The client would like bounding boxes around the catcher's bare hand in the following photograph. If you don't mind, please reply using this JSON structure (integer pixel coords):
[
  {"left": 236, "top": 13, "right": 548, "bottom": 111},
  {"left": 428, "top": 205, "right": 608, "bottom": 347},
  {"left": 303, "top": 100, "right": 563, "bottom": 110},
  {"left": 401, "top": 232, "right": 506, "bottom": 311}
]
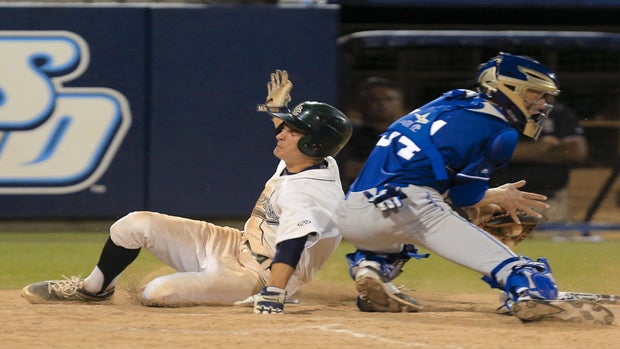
[
  {"left": 484, "top": 180, "right": 548, "bottom": 223},
  {"left": 266, "top": 69, "right": 293, "bottom": 108}
]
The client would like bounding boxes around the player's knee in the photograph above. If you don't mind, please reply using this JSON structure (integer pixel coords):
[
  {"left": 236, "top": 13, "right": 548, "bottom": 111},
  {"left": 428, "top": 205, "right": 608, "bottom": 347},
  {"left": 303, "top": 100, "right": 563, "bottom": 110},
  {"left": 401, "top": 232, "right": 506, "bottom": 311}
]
[
  {"left": 110, "top": 211, "right": 154, "bottom": 248},
  {"left": 141, "top": 277, "right": 177, "bottom": 306}
]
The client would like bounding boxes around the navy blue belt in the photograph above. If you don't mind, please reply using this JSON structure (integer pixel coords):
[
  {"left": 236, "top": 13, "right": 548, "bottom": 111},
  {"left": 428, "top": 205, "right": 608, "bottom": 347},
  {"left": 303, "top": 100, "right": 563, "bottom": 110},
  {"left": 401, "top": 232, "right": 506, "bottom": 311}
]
[{"left": 244, "top": 240, "right": 270, "bottom": 264}]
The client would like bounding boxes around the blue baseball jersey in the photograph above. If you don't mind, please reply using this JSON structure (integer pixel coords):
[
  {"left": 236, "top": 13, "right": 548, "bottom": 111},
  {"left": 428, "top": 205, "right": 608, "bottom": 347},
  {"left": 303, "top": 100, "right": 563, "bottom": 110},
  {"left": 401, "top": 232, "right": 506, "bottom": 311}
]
[{"left": 349, "top": 89, "right": 519, "bottom": 207}]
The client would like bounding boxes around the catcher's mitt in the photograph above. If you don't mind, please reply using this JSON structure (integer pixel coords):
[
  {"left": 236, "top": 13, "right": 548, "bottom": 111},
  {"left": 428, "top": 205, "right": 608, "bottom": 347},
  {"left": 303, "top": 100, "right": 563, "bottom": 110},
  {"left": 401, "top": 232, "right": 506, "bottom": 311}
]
[{"left": 479, "top": 212, "right": 540, "bottom": 247}]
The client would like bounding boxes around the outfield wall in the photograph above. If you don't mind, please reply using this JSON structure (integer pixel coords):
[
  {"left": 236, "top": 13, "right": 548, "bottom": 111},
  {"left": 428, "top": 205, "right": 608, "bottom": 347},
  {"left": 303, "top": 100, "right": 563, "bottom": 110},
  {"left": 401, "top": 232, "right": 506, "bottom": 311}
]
[{"left": 0, "top": 5, "right": 340, "bottom": 219}]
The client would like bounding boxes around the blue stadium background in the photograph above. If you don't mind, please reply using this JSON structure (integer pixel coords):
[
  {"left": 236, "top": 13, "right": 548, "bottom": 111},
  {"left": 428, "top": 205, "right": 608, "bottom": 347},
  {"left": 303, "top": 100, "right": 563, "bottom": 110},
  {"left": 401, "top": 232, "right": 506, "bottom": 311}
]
[{"left": 0, "top": 1, "right": 618, "bottom": 225}]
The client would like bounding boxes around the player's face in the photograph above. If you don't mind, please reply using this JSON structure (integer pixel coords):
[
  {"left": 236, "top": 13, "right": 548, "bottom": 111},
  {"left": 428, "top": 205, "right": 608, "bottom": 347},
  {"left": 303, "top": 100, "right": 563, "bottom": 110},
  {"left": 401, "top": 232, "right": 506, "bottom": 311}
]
[
  {"left": 523, "top": 89, "right": 548, "bottom": 116},
  {"left": 274, "top": 124, "right": 305, "bottom": 162}
]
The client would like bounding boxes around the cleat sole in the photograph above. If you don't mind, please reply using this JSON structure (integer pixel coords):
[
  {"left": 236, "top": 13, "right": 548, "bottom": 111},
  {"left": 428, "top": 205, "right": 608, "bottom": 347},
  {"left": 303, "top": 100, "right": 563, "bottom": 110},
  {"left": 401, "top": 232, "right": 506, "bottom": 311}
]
[{"left": 512, "top": 299, "right": 614, "bottom": 325}]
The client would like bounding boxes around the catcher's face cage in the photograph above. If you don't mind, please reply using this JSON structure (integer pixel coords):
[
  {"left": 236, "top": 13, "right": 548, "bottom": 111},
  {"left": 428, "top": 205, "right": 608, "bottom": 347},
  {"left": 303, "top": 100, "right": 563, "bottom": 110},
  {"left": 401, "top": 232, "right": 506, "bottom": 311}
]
[
  {"left": 477, "top": 52, "right": 560, "bottom": 139},
  {"left": 271, "top": 101, "right": 353, "bottom": 158}
]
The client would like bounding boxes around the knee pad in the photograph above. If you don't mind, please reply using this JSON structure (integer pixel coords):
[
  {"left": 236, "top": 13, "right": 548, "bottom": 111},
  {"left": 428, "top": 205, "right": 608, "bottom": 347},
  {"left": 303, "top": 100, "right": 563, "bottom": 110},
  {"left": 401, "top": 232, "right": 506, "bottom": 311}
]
[
  {"left": 484, "top": 257, "right": 558, "bottom": 302},
  {"left": 345, "top": 244, "right": 429, "bottom": 281},
  {"left": 505, "top": 258, "right": 558, "bottom": 301}
]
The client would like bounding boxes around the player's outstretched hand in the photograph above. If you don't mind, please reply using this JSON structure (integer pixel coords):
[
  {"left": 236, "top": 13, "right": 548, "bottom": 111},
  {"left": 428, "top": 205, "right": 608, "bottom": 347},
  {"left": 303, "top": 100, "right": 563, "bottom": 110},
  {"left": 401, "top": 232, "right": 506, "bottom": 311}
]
[
  {"left": 233, "top": 286, "right": 288, "bottom": 314},
  {"left": 364, "top": 184, "right": 408, "bottom": 211},
  {"left": 266, "top": 69, "right": 293, "bottom": 108},
  {"left": 253, "top": 286, "right": 286, "bottom": 314},
  {"left": 234, "top": 290, "right": 299, "bottom": 309}
]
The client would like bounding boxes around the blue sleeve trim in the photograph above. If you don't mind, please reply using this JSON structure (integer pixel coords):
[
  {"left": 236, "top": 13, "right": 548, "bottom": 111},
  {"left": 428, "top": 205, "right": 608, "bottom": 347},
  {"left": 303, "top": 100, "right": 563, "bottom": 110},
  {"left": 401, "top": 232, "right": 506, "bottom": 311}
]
[
  {"left": 449, "top": 180, "right": 488, "bottom": 207},
  {"left": 449, "top": 129, "right": 518, "bottom": 207},
  {"left": 487, "top": 129, "right": 519, "bottom": 164},
  {"left": 272, "top": 234, "right": 309, "bottom": 268}
]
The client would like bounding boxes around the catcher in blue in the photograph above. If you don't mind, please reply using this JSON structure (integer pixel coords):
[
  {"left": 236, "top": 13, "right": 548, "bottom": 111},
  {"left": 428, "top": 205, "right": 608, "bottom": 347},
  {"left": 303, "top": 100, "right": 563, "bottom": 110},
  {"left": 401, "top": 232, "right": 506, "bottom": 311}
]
[
  {"left": 336, "top": 52, "right": 614, "bottom": 325},
  {"left": 22, "top": 69, "right": 353, "bottom": 314}
]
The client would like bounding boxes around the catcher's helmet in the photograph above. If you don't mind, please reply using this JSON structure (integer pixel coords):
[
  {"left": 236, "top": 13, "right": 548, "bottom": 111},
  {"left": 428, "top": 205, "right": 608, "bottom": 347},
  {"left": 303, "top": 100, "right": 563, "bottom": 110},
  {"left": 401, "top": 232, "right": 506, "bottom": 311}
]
[
  {"left": 269, "top": 101, "right": 352, "bottom": 157},
  {"left": 476, "top": 52, "right": 560, "bottom": 139}
]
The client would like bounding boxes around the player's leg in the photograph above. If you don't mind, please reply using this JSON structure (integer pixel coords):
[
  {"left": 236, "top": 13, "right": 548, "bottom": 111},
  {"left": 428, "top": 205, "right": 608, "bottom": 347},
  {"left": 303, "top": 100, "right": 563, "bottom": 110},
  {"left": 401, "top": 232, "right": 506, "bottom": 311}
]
[
  {"left": 410, "top": 193, "right": 613, "bottom": 324},
  {"left": 122, "top": 212, "right": 268, "bottom": 306},
  {"left": 22, "top": 212, "right": 154, "bottom": 303},
  {"left": 338, "top": 186, "right": 558, "bottom": 312},
  {"left": 336, "top": 192, "right": 427, "bottom": 312},
  {"left": 83, "top": 211, "right": 217, "bottom": 294},
  {"left": 22, "top": 211, "right": 240, "bottom": 304},
  {"left": 345, "top": 245, "right": 428, "bottom": 312},
  {"left": 405, "top": 192, "right": 558, "bottom": 305},
  {"left": 140, "top": 266, "right": 262, "bottom": 306}
]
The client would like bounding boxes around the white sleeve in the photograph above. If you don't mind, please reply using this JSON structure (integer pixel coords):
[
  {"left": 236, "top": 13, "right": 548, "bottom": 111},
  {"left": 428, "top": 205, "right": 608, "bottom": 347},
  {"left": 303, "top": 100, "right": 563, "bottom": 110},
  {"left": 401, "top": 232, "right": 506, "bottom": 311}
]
[{"left": 275, "top": 187, "right": 321, "bottom": 244}]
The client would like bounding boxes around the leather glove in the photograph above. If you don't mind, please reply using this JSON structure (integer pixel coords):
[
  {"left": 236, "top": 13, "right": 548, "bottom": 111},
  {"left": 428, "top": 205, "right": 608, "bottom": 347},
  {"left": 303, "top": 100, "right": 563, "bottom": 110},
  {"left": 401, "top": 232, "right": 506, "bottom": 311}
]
[
  {"left": 257, "top": 69, "right": 293, "bottom": 112},
  {"left": 364, "top": 184, "right": 408, "bottom": 211},
  {"left": 233, "top": 286, "right": 290, "bottom": 314},
  {"left": 479, "top": 211, "right": 540, "bottom": 247},
  {"left": 253, "top": 286, "right": 286, "bottom": 314}
]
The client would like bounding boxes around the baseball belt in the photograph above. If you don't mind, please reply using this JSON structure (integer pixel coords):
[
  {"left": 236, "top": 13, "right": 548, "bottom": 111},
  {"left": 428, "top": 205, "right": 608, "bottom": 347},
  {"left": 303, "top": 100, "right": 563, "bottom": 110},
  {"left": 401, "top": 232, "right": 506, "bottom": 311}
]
[{"left": 244, "top": 240, "right": 270, "bottom": 264}]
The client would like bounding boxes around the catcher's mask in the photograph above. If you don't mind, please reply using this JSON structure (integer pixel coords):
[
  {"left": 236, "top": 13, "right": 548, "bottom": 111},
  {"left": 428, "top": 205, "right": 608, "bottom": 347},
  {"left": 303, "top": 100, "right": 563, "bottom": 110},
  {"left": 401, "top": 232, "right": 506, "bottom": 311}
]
[
  {"left": 269, "top": 101, "right": 352, "bottom": 158},
  {"left": 476, "top": 52, "right": 560, "bottom": 140}
]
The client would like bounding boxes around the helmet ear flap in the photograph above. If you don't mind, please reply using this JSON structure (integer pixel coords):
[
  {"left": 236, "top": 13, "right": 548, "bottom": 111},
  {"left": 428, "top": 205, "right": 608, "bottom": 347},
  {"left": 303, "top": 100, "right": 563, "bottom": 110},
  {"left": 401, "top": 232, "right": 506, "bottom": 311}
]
[{"left": 297, "top": 134, "right": 324, "bottom": 157}]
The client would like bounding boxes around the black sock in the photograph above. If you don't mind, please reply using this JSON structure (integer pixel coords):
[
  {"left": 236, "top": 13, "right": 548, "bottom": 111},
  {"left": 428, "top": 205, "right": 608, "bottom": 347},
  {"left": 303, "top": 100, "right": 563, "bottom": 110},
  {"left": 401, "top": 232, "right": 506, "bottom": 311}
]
[{"left": 96, "top": 237, "right": 140, "bottom": 292}]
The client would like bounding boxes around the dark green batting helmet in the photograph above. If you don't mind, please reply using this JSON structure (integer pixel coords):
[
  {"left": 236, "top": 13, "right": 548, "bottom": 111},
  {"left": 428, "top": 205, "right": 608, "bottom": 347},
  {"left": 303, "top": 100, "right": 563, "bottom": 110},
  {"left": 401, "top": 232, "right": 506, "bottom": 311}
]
[{"left": 269, "top": 101, "right": 352, "bottom": 157}]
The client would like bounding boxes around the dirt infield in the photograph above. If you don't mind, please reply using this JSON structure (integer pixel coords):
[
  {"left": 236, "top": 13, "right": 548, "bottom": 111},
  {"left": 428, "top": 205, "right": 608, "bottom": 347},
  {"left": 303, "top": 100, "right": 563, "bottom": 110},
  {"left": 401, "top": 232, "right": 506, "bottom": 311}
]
[{"left": 3, "top": 281, "right": 618, "bottom": 349}]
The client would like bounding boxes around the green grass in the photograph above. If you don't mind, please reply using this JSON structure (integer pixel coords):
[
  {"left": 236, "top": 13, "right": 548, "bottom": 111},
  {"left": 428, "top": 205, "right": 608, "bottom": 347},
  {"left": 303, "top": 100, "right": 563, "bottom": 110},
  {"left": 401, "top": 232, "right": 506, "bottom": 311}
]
[
  {"left": 320, "top": 235, "right": 620, "bottom": 295},
  {"left": 2, "top": 232, "right": 619, "bottom": 296},
  {"left": 0, "top": 232, "right": 161, "bottom": 289}
]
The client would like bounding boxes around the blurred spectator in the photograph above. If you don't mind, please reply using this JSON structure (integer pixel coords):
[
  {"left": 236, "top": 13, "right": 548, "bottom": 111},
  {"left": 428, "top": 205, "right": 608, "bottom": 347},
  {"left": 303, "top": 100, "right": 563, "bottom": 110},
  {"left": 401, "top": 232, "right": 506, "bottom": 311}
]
[
  {"left": 593, "top": 99, "right": 620, "bottom": 120},
  {"left": 337, "top": 77, "right": 405, "bottom": 190},
  {"left": 489, "top": 99, "right": 588, "bottom": 223}
]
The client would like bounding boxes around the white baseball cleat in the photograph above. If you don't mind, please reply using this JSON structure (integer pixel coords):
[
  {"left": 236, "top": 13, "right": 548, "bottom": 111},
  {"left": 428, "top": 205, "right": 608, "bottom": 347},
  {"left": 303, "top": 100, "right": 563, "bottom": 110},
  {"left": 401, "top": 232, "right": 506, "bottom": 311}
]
[
  {"left": 22, "top": 275, "right": 114, "bottom": 304},
  {"left": 511, "top": 299, "right": 614, "bottom": 325}
]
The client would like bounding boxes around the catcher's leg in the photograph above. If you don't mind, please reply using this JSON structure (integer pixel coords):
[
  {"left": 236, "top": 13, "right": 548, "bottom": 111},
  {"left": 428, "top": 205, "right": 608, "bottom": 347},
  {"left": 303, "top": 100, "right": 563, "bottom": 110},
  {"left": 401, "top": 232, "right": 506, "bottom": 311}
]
[
  {"left": 346, "top": 245, "right": 428, "bottom": 312},
  {"left": 487, "top": 258, "right": 614, "bottom": 324},
  {"left": 484, "top": 257, "right": 558, "bottom": 303}
]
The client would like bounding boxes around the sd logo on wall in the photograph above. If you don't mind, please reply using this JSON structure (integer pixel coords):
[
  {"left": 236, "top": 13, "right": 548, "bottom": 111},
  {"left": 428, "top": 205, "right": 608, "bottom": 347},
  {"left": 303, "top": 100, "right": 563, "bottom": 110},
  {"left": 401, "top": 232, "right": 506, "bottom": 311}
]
[{"left": 0, "top": 31, "right": 132, "bottom": 194}]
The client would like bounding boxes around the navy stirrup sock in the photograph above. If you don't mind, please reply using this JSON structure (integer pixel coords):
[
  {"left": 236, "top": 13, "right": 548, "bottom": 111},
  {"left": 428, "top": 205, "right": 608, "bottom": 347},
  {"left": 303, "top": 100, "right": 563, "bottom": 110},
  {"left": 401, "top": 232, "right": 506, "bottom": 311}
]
[{"left": 96, "top": 237, "right": 140, "bottom": 292}]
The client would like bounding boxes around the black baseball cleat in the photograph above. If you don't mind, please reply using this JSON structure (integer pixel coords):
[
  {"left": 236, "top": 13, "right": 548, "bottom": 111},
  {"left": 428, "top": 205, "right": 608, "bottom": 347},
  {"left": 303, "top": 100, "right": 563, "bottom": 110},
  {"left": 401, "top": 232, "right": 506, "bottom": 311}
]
[
  {"left": 511, "top": 299, "right": 614, "bottom": 325},
  {"left": 354, "top": 266, "right": 423, "bottom": 312},
  {"left": 21, "top": 276, "right": 114, "bottom": 304}
]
